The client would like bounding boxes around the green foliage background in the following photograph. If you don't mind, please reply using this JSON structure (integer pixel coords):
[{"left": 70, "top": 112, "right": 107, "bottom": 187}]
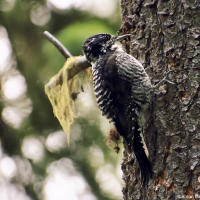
[{"left": 0, "top": 0, "right": 122, "bottom": 199}]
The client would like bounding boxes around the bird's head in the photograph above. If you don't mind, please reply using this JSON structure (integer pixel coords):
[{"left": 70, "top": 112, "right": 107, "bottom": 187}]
[{"left": 83, "top": 33, "right": 130, "bottom": 62}]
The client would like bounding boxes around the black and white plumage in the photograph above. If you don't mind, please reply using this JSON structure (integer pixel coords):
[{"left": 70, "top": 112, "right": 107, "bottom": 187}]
[{"left": 83, "top": 33, "right": 153, "bottom": 185}]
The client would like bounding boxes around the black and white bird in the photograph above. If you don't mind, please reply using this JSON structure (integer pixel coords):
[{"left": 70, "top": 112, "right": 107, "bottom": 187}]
[{"left": 83, "top": 33, "right": 153, "bottom": 185}]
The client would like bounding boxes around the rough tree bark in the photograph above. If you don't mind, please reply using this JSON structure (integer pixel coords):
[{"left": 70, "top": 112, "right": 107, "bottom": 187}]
[{"left": 119, "top": 0, "right": 200, "bottom": 199}]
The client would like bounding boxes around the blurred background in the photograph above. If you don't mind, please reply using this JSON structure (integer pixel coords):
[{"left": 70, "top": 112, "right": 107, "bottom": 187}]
[{"left": 0, "top": 0, "right": 123, "bottom": 199}]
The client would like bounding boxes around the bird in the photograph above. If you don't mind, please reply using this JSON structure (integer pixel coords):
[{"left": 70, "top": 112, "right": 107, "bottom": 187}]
[{"left": 83, "top": 33, "right": 153, "bottom": 185}]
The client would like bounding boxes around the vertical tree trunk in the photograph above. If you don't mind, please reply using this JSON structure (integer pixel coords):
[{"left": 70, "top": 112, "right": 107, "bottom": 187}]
[{"left": 119, "top": 0, "right": 200, "bottom": 199}]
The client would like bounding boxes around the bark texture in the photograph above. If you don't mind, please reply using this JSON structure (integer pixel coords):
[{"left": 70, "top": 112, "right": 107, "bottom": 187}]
[{"left": 119, "top": 0, "right": 200, "bottom": 199}]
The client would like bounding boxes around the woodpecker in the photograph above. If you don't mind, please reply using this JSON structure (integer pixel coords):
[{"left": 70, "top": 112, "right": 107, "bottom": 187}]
[{"left": 83, "top": 33, "right": 153, "bottom": 185}]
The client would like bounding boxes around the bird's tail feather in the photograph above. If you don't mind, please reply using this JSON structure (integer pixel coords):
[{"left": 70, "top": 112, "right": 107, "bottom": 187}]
[
  {"left": 114, "top": 118, "right": 152, "bottom": 185},
  {"left": 133, "top": 132, "right": 153, "bottom": 185}
]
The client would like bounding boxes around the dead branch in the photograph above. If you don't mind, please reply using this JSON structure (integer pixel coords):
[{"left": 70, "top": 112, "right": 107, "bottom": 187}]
[{"left": 43, "top": 31, "right": 91, "bottom": 81}]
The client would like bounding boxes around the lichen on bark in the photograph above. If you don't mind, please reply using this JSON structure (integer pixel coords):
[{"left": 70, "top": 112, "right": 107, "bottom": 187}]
[{"left": 45, "top": 56, "right": 91, "bottom": 144}]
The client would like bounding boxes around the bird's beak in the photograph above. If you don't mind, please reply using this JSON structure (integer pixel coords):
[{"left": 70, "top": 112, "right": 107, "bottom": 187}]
[{"left": 115, "top": 34, "right": 131, "bottom": 41}]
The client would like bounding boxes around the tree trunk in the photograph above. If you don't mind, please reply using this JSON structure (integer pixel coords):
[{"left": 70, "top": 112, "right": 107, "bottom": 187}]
[{"left": 119, "top": 0, "right": 200, "bottom": 199}]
